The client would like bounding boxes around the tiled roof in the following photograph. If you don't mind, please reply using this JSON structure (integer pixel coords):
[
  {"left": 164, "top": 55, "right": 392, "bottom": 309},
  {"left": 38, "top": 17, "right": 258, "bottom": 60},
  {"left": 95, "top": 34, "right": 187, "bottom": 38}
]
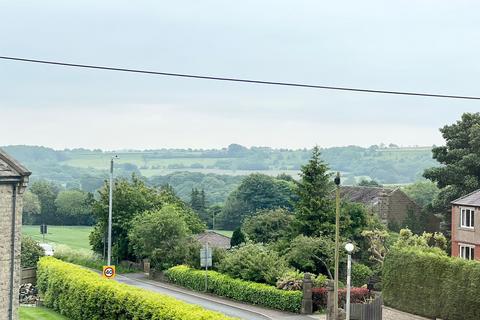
[
  {"left": 451, "top": 189, "right": 480, "bottom": 206},
  {"left": 340, "top": 186, "right": 394, "bottom": 205},
  {"left": 0, "top": 148, "right": 31, "bottom": 179},
  {"left": 195, "top": 231, "right": 231, "bottom": 249}
]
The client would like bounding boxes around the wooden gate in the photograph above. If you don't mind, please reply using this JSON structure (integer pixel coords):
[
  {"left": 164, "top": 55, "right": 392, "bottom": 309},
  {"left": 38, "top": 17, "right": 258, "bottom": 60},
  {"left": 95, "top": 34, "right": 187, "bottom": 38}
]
[{"left": 350, "top": 295, "right": 382, "bottom": 320}]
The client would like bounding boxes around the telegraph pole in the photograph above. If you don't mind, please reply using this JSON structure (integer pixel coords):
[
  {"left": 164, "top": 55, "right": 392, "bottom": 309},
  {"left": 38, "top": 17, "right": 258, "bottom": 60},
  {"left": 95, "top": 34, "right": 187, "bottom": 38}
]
[
  {"left": 107, "top": 155, "right": 118, "bottom": 266},
  {"left": 333, "top": 172, "right": 341, "bottom": 319}
]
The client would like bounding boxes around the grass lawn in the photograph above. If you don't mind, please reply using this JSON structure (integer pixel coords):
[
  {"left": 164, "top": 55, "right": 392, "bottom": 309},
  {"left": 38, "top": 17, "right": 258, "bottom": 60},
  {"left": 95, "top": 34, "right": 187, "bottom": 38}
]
[
  {"left": 22, "top": 225, "right": 93, "bottom": 251},
  {"left": 211, "top": 230, "right": 233, "bottom": 237},
  {"left": 20, "top": 306, "right": 68, "bottom": 320}
]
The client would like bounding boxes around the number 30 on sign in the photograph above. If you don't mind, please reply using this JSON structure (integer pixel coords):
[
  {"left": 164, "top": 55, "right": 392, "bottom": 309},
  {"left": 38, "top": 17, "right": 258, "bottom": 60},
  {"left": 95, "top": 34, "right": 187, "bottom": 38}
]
[{"left": 103, "top": 265, "right": 116, "bottom": 279}]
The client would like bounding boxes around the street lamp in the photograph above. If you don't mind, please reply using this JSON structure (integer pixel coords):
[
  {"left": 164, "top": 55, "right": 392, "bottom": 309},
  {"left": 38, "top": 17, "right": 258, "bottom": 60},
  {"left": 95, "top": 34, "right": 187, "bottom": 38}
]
[
  {"left": 345, "top": 242, "right": 355, "bottom": 320},
  {"left": 107, "top": 155, "right": 119, "bottom": 266}
]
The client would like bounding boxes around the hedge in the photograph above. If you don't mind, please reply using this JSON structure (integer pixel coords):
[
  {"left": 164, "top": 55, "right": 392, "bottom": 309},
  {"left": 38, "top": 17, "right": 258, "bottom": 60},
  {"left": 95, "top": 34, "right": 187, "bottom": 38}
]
[
  {"left": 37, "top": 257, "right": 234, "bottom": 320},
  {"left": 383, "top": 248, "right": 480, "bottom": 320},
  {"left": 165, "top": 265, "right": 302, "bottom": 312}
]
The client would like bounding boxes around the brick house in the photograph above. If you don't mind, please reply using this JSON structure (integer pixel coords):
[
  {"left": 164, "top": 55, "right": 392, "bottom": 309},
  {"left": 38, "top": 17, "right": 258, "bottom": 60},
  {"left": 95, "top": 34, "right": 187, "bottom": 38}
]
[
  {"left": 340, "top": 186, "right": 440, "bottom": 231},
  {"left": 451, "top": 190, "right": 480, "bottom": 260},
  {"left": 0, "top": 148, "right": 30, "bottom": 320}
]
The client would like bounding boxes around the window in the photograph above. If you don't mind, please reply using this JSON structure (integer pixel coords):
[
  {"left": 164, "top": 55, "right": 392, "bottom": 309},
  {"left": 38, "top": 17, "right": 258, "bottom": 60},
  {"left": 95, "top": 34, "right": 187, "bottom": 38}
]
[
  {"left": 459, "top": 244, "right": 475, "bottom": 260},
  {"left": 460, "top": 207, "right": 475, "bottom": 228}
]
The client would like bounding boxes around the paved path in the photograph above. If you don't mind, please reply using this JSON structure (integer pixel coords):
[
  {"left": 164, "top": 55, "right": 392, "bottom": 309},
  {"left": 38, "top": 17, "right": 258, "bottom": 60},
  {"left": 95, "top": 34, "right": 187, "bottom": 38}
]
[
  {"left": 382, "top": 307, "right": 432, "bottom": 320},
  {"left": 115, "top": 273, "right": 324, "bottom": 320}
]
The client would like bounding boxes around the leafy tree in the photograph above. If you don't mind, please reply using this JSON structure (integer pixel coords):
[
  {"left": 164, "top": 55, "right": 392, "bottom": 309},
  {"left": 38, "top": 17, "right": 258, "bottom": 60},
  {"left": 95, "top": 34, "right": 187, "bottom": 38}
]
[
  {"left": 393, "top": 228, "right": 447, "bottom": 252},
  {"left": 424, "top": 113, "right": 480, "bottom": 234},
  {"left": 284, "top": 235, "right": 338, "bottom": 279},
  {"left": 402, "top": 181, "right": 440, "bottom": 208},
  {"left": 21, "top": 236, "right": 44, "bottom": 268},
  {"left": 358, "top": 179, "right": 382, "bottom": 187},
  {"left": 293, "top": 146, "right": 334, "bottom": 237},
  {"left": 361, "top": 229, "right": 390, "bottom": 265},
  {"left": 230, "top": 228, "right": 246, "bottom": 247},
  {"left": 190, "top": 188, "right": 208, "bottom": 223},
  {"left": 219, "top": 174, "right": 295, "bottom": 229},
  {"left": 129, "top": 205, "right": 195, "bottom": 270},
  {"left": 55, "top": 190, "right": 94, "bottom": 225},
  {"left": 351, "top": 263, "right": 373, "bottom": 287},
  {"left": 218, "top": 242, "right": 290, "bottom": 285},
  {"left": 90, "top": 176, "right": 205, "bottom": 261},
  {"left": 22, "top": 190, "right": 41, "bottom": 224},
  {"left": 242, "top": 209, "right": 294, "bottom": 243},
  {"left": 30, "top": 180, "right": 60, "bottom": 224}
]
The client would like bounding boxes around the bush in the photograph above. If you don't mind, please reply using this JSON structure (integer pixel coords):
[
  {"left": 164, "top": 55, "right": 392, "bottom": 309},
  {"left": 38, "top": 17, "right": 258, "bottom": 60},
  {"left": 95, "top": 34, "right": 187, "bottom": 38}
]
[
  {"left": 312, "top": 287, "right": 372, "bottom": 311},
  {"left": 351, "top": 263, "right": 373, "bottom": 287},
  {"left": 37, "top": 257, "right": 233, "bottom": 320},
  {"left": 218, "top": 242, "right": 289, "bottom": 285},
  {"left": 21, "top": 236, "right": 44, "bottom": 268},
  {"left": 166, "top": 265, "right": 302, "bottom": 312},
  {"left": 383, "top": 247, "right": 480, "bottom": 320},
  {"left": 276, "top": 270, "right": 328, "bottom": 291}
]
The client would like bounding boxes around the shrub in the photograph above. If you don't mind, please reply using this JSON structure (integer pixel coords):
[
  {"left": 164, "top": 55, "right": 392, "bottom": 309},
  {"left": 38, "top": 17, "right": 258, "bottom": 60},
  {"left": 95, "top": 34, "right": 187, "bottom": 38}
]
[
  {"left": 37, "top": 257, "right": 233, "bottom": 320},
  {"left": 218, "top": 242, "right": 289, "bottom": 285},
  {"left": 166, "top": 265, "right": 302, "bottom": 312},
  {"left": 276, "top": 270, "right": 328, "bottom": 291},
  {"left": 383, "top": 247, "right": 480, "bottom": 320},
  {"left": 312, "top": 287, "right": 372, "bottom": 311},
  {"left": 351, "top": 263, "right": 373, "bottom": 287},
  {"left": 21, "top": 236, "right": 44, "bottom": 268},
  {"left": 242, "top": 208, "right": 294, "bottom": 243}
]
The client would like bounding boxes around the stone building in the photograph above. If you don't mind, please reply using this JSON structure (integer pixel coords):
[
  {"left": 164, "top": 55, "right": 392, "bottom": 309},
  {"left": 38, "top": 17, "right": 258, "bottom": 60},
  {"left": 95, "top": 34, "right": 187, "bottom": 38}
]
[
  {"left": 340, "top": 186, "right": 440, "bottom": 231},
  {"left": 0, "top": 149, "right": 30, "bottom": 320}
]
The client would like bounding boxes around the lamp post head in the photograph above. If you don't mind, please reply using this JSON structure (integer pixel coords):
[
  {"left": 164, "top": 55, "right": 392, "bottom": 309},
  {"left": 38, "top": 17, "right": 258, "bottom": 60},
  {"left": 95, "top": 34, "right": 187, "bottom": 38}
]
[
  {"left": 334, "top": 172, "right": 340, "bottom": 186},
  {"left": 345, "top": 243, "right": 354, "bottom": 253}
]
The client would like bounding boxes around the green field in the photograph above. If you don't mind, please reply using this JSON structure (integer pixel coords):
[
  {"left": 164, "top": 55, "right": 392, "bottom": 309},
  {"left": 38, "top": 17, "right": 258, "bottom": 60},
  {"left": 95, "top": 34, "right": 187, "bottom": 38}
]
[
  {"left": 20, "top": 306, "right": 68, "bottom": 320},
  {"left": 212, "top": 230, "right": 233, "bottom": 237},
  {"left": 22, "top": 225, "right": 93, "bottom": 251}
]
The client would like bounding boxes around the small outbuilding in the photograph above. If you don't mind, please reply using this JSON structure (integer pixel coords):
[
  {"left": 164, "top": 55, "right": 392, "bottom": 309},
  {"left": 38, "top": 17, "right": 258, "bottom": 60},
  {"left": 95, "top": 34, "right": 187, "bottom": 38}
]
[{"left": 0, "top": 148, "right": 31, "bottom": 320}]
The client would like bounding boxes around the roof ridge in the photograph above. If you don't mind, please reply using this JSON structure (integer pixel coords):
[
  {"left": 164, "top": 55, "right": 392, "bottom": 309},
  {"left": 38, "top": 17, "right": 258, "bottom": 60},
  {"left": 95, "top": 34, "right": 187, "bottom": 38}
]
[
  {"left": 451, "top": 188, "right": 480, "bottom": 204},
  {"left": 0, "top": 148, "right": 31, "bottom": 177}
]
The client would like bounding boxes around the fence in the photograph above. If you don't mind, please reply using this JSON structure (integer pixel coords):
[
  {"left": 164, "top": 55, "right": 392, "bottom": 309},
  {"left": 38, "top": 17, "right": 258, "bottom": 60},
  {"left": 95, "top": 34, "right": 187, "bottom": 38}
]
[
  {"left": 21, "top": 267, "right": 37, "bottom": 284},
  {"left": 350, "top": 295, "right": 382, "bottom": 320}
]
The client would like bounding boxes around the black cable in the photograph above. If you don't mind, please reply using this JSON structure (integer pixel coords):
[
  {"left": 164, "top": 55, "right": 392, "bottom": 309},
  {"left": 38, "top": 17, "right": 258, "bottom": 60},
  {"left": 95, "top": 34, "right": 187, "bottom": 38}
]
[{"left": 1, "top": 55, "right": 479, "bottom": 100}]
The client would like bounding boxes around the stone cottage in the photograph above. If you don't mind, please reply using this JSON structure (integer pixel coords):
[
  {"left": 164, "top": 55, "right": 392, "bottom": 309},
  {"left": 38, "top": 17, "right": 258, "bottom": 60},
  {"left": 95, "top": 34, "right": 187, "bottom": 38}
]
[
  {"left": 340, "top": 186, "right": 440, "bottom": 231},
  {"left": 0, "top": 149, "right": 30, "bottom": 320}
]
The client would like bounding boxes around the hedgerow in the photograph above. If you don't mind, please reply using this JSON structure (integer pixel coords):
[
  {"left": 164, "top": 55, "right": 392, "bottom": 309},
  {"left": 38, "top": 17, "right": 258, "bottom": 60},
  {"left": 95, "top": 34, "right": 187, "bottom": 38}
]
[
  {"left": 165, "top": 265, "right": 302, "bottom": 312},
  {"left": 37, "top": 257, "right": 234, "bottom": 320},
  {"left": 312, "top": 287, "right": 372, "bottom": 312},
  {"left": 383, "top": 248, "right": 480, "bottom": 320}
]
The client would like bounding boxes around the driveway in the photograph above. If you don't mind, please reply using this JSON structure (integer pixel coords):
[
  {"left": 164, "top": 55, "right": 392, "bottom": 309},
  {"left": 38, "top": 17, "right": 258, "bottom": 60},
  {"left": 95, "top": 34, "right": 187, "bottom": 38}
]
[{"left": 115, "top": 273, "right": 323, "bottom": 320}]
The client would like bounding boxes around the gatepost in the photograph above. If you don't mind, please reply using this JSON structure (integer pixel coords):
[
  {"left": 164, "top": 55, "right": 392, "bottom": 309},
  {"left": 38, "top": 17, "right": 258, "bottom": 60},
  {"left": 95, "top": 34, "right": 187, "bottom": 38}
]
[{"left": 301, "top": 273, "right": 313, "bottom": 314}]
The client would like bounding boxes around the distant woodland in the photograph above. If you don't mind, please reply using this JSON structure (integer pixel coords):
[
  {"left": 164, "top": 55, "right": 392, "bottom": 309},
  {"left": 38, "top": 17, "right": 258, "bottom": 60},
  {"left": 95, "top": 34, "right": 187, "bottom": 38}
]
[{"left": 3, "top": 144, "right": 438, "bottom": 204}]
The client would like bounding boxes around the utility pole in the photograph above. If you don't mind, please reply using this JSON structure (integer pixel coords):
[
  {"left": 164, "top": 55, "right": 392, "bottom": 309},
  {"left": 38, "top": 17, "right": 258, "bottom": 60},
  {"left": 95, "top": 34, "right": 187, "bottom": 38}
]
[
  {"left": 107, "top": 155, "right": 118, "bottom": 266},
  {"left": 333, "top": 172, "right": 341, "bottom": 319}
]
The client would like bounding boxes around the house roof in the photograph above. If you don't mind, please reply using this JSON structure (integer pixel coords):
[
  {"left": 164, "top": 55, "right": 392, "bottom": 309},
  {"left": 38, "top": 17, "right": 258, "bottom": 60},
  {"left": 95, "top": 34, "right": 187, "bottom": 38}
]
[
  {"left": 195, "top": 231, "right": 231, "bottom": 249},
  {"left": 451, "top": 189, "right": 480, "bottom": 206},
  {"left": 0, "top": 148, "right": 31, "bottom": 181},
  {"left": 340, "top": 186, "right": 393, "bottom": 205}
]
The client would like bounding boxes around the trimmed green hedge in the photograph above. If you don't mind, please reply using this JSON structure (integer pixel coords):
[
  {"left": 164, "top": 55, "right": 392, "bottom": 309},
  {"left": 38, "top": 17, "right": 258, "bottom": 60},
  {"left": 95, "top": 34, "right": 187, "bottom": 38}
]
[
  {"left": 165, "top": 265, "right": 302, "bottom": 313},
  {"left": 383, "top": 248, "right": 480, "bottom": 320},
  {"left": 37, "top": 257, "right": 233, "bottom": 320}
]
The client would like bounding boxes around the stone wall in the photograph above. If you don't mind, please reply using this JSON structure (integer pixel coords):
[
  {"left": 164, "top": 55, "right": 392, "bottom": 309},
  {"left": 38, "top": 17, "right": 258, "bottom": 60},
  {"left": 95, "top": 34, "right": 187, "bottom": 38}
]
[{"left": 0, "top": 184, "right": 24, "bottom": 320}]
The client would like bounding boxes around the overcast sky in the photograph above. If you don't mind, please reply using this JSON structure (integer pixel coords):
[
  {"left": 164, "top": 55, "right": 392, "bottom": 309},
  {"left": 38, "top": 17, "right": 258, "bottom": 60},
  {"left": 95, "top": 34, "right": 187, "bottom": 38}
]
[{"left": 1, "top": 0, "right": 479, "bottom": 150}]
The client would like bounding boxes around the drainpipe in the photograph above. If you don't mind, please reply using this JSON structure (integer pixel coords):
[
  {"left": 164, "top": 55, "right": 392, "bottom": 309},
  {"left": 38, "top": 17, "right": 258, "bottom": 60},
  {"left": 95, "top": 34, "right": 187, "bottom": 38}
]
[{"left": 8, "top": 184, "right": 17, "bottom": 320}]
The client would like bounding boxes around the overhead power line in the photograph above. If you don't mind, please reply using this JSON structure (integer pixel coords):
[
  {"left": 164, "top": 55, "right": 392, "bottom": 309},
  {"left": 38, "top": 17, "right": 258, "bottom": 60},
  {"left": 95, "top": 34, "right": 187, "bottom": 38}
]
[{"left": 1, "top": 55, "right": 479, "bottom": 100}]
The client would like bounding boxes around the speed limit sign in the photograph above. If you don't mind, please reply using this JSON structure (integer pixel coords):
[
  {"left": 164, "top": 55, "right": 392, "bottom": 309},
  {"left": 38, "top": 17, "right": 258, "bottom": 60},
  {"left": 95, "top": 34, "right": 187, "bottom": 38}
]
[{"left": 103, "top": 265, "right": 116, "bottom": 279}]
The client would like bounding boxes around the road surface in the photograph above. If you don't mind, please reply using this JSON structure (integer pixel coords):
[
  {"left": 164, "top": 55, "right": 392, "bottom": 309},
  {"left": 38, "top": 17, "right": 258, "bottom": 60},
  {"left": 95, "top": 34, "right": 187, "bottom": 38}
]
[{"left": 115, "top": 273, "right": 322, "bottom": 320}]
